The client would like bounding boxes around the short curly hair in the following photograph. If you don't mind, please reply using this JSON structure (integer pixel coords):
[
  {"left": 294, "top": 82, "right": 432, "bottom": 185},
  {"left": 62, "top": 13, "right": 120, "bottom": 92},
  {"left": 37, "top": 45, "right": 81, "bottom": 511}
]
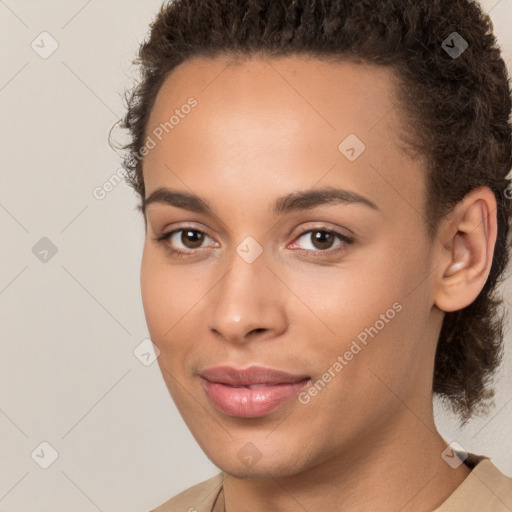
[{"left": 114, "top": 0, "right": 512, "bottom": 425}]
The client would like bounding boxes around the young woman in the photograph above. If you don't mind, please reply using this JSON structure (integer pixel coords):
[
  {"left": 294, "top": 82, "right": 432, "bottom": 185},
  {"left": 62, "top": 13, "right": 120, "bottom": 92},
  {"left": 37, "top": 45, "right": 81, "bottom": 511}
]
[{"left": 117, "top": 0, "right": 512, "bottom": 510}]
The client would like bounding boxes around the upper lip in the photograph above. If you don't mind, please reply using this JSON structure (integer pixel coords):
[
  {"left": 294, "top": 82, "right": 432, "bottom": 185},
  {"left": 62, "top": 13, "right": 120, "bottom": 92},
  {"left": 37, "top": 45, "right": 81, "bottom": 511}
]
[{"left": 200, "top": 365, "right": 310, "bottom": 386}]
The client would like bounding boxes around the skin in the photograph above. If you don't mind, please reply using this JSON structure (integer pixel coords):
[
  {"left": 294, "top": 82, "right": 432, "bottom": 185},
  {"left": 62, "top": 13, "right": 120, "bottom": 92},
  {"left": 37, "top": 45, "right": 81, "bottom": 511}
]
[{"left": 139, "top": 54, "right": 497, "bottom": 511}]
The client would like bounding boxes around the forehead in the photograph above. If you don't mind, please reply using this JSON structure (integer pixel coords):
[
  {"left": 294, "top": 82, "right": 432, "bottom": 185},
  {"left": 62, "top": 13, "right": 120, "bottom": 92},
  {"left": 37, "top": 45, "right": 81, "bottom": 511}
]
[
  {"left": 146, "top": 54, "right": 401, "bottom": 143},
  {"left": 142, "top": 54, "right": 427, "bottom": 222}
]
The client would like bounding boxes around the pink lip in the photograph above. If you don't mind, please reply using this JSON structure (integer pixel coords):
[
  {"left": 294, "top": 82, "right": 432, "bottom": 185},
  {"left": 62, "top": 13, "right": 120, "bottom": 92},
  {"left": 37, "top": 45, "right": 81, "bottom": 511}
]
[{"left": 199, "top": 365, "right": 311, "bottom": 418}]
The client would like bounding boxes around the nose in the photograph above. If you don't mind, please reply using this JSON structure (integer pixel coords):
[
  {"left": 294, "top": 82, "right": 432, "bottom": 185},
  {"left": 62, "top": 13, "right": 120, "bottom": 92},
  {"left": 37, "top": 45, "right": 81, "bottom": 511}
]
[{"left": 205, "top": 248, "right": 288, "bottom": 344}]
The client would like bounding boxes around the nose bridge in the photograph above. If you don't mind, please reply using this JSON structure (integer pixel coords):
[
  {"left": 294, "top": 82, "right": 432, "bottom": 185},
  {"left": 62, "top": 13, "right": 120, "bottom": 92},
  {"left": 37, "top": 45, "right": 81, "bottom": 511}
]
[{"left": 206, "top": 242, "right": 285, "bottom": 342}]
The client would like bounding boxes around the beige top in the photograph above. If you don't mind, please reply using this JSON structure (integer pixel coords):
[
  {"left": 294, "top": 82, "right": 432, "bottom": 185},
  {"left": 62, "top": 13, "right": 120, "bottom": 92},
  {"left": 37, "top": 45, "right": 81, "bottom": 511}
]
[{"left": 150, "top": 454, "right": 512, "bottom": 511}]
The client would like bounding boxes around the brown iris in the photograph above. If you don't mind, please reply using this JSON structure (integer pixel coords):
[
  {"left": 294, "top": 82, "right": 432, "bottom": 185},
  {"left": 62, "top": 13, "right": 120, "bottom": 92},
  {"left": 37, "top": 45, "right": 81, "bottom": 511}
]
[
  {"left": 309, "top": 230, "right": 336, "bottom": 250},
  {"left": 181, "top": 230, "right": 205, "bottom": 249}
]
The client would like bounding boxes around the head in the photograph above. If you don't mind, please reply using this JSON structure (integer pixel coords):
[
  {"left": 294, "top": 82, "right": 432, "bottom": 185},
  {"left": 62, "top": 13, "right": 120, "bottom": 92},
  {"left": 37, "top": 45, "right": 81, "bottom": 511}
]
[{"left": 114, "top": 0, "right": 512, "bottom": 477}]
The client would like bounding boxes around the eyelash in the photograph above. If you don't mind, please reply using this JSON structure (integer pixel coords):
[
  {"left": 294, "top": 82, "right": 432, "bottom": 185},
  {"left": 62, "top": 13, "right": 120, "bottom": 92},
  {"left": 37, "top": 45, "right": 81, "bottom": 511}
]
[{"left": 153, "top": 226, "right": 354, "bottom": 259}]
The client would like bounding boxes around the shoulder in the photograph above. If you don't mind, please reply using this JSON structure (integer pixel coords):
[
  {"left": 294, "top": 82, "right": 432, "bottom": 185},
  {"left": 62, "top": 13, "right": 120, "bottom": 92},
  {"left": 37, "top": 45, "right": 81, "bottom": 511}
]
[
  {"left": 149, "top": 472, "right": 224, "bottom": 512},
  {"left": 472, "top": 457, "right": 512, "bottom": 501},
  {"left": 435, "top": 454, "right": 512, "bottom": 511}
]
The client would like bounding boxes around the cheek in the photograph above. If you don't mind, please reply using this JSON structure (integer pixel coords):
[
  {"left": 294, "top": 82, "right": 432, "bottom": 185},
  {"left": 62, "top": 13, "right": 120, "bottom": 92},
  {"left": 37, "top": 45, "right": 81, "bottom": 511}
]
[
  {"left": 140, "top": 246, "right": 209, "bottom": 353},
  {"left": 291, "top": 245, "right": 421, "bottom": 372},
  {"left": 140, "top": 250, "right": 166, "bottom": 332},
  {"left": 140, "top": 248, "right": 184, "bottom": 343},
  {"left": 287, "top": 251, "right": 398, "bottom": 336}
]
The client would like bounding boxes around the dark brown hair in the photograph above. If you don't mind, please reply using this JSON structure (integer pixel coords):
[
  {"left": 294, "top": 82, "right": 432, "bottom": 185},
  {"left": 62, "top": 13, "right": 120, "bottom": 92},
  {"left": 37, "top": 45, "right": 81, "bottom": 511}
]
[{"left": 114, "top": 0, "right": 512, "bottom": 425}]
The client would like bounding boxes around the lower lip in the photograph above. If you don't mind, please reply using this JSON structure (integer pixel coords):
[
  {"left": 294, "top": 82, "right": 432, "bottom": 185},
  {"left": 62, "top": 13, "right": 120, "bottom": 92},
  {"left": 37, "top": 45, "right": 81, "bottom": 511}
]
[{"left": 201, "top": 377, "right": 310, "bottom": 418}]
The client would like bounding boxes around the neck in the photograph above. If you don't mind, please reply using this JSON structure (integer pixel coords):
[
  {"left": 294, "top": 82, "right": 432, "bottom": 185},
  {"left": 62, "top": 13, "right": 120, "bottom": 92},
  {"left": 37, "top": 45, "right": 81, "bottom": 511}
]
[{"left": 221, "top": 408, "right": 471, "bottom": 512}]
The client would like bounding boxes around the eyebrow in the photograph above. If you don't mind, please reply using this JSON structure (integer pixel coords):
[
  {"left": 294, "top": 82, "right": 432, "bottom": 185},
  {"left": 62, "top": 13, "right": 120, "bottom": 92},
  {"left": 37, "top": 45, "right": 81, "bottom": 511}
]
[{"left": 142, "top": 185, "right": 380, "bottom": 216}]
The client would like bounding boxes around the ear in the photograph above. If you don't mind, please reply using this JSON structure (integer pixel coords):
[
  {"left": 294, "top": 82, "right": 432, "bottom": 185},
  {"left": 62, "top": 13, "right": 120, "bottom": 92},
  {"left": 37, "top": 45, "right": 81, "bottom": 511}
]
[{"left": 433, "top": 186, "right": 498, "bottom": 313}]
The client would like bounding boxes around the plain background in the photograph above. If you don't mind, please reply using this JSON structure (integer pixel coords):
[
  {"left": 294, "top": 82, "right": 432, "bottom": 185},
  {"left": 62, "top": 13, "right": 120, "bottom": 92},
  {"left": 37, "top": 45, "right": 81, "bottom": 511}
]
[{"left": 0, "top": 1, "right": 511, "bottom": 511}]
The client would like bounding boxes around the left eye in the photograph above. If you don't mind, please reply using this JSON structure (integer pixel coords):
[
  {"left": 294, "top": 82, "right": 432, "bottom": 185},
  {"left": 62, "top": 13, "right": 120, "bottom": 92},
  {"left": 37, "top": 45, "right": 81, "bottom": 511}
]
[{"left": 291, "top": 229, "right": 352, "bottom": 252}]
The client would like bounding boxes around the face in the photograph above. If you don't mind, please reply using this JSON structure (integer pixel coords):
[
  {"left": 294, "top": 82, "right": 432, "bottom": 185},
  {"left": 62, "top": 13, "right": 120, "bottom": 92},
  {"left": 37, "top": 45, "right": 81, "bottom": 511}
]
[{"left": 140, "top": 54, "right": 440, "bottom": 478}]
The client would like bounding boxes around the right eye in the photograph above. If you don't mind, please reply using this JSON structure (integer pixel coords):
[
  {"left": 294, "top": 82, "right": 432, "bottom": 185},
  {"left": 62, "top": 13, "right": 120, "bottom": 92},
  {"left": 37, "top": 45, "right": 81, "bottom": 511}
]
[{"left": 154, "top": 227, "right": 217, "bottom": 257}]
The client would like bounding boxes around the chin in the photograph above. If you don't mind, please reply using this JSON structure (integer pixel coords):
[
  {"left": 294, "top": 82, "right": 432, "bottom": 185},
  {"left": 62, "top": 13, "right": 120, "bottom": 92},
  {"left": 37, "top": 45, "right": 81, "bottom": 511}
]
[
  {"left": 217, "top": 463, "right": 303, "bottom": 480},
  {"left": 206, "top": 448, "right": 310, "bottom": 480}
]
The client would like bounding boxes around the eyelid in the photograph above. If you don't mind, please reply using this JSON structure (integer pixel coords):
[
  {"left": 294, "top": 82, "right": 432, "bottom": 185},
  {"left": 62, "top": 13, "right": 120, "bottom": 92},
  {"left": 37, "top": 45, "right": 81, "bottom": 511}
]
[
  {"left": 155, "top": 221, "right": 214, "bottom": 240},
  {"left": 290, "top": 219, "right": 353, "bottom": 238},
  {"left": 292, "top": 223, "right": 353, "bottom": 239}
]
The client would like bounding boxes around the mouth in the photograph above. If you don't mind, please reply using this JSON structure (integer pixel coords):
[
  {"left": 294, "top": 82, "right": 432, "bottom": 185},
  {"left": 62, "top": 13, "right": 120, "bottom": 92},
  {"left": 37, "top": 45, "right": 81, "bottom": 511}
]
[{"left": 199, "top": 365, "right": 311, "bottom": 418}]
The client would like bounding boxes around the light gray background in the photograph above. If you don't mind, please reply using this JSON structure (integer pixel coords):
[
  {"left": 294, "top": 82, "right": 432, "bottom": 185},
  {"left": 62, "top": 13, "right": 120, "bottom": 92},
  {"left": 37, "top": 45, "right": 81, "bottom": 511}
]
[{"left": 0, "top": 1, "right": 511, "bottom": 511}]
